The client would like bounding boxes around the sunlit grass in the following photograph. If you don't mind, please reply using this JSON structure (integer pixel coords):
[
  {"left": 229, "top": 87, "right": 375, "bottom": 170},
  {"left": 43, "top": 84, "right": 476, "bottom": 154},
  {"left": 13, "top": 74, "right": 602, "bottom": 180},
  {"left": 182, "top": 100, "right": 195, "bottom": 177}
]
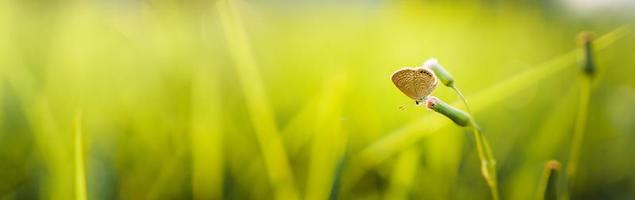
[
  {"left": 340, "top": 26, "right": 631, "bottom": 198},
  {"left": 74, "top": 111, "right": 87, "bottom": 200},
  {"left": 565, "top": 75, "right": 591, "bottom": 197},
  {"left": 507, "top": 85, "right": 577, "bottom": 200},
  {"left": 217, "top": 0, "right": 298, "bottom": 199},
  {"left": 536, "top": 160, "right": 561, "bottom": 200},
  {"left": 1, "top": 1, "right": 634, "bottom": 199},
  {"left": 305, "top": 72, "right": 348, "bottom": 200},
  {"left": 190, "top": 60, "right": 224, "bottom": 199},
  {"left": 385, "top": 146, "right": 420, "bottom": 200},
  {"left": 566, "top": 32, "right": 597, "bottom": 198},
  {"left": 352, "top": 25, "right": 629, "bottom": 173}
]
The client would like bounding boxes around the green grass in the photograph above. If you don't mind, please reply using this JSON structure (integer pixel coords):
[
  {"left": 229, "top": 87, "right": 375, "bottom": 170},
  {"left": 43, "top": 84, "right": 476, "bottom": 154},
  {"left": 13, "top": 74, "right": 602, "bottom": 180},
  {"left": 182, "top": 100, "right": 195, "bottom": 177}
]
[
  {"left": 1, "top": 1, "right": 635, "bottom": 200},
  {"left": 74, "top": 111, "right": 87, "bottom": 200},
  {"left": 217, "top": 0, "right": 299, "bottom": 199},
  {"left": 344, "top": 26, "right": 629, "bottom": 192},
  {"left": 536, "top": 160, "right": 561, "bottom": 200}
]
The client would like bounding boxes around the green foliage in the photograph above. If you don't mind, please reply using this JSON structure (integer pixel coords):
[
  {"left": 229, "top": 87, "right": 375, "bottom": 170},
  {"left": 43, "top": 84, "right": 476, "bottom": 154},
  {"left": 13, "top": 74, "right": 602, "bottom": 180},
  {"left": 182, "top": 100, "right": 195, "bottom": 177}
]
[{"left": 0, "top": 1, "right": 634, "bottom": 200}]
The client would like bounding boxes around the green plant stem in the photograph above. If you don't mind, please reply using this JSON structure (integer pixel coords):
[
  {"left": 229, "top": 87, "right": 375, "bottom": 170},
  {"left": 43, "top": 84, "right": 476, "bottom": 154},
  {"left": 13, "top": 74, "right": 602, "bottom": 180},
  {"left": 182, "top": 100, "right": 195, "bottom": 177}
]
[
  {"left": 536, "top": 161, "right": 561, "bottom": 200},
  {"left": 566, "top": 76, "right": 591, "bottom": 195},
  {"left": 470, "top": 121, "right": 499, "bottom": 200},
  {"left": 454, "top": 86, "right": 499, "bottom": 200},
  {"left": 74, "top": 111, "right": 87, "bottom": 200},
  {"left": 451, "top": 85, "right": 472, "bottom": 114}
]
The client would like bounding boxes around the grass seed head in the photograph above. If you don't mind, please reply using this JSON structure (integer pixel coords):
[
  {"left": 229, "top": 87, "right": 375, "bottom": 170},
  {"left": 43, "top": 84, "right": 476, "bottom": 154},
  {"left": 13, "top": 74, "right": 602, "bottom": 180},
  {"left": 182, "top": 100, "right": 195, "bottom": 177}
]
[
  {"left": 578, "top": 32, "right": 596, "bottom": 77},
  {"left": 425, "top": 96, "right": 471, "bottom": 127},
  {"left": 546, "top": 160, "right": 561, "bottom": 171},
  {"left": 423, "top": 58, "right": 455, "bottom": 87}
]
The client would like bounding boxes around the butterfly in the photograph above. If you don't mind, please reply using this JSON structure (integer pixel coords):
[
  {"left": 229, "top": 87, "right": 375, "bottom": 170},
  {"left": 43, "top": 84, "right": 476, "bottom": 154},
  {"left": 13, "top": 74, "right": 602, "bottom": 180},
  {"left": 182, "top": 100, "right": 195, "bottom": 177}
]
[{"left": 391, "top": 67, "right": 438, "bottom": 105}]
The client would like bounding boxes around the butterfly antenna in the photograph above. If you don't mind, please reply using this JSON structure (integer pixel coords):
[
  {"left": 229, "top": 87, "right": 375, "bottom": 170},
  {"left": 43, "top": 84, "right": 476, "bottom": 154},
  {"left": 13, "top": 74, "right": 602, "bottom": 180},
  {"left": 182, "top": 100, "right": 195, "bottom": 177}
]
[{"left": 399, "top": 105, "right": 407, "bottom": 111}]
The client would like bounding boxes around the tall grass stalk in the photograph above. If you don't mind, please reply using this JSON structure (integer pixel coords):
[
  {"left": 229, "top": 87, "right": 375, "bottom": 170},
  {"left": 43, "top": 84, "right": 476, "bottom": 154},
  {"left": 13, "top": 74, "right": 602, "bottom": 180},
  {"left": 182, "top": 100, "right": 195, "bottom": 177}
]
[
  {"left": 74, "top": 111, "right": 87, "bottom": 200},
  {"left": 328, "top": 150, "right": 348, "bottom": 200},
  {"left": 427, "top": 57, "right": 500, "bottom": 199},
  {"left": 566, "top": 32, "right": 597, "bottom": 197},
  {"left": 306, "top": 72, "right": 347, "bottom": 200},
  {"left": 566, "top": 77, "right": 591, "bottom": 180},
  {"left": 470, "top": 123, "right": 499, "bottom": 200},
  {"left": 454, "top": 83, "right": 499, "bottom": 200},
  {"left": 190, "top": 64, "right": 224, "bottom": 199},
  {"left": 536, "top": 160, "right": 561, "bottom": 200},
  {"left": 423, "top": 96, "right": 498, "bottom": 200},
  {"left": 217, "top": 0, "right": 299, "bottom": 199}
]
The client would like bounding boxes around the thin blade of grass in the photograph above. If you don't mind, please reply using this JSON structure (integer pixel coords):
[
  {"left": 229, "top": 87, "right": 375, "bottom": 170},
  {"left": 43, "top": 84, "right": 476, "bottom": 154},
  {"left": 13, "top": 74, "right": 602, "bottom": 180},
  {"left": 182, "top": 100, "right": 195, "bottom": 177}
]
[
  {"left": 305, "top": 72, "right": 348, "bottom": 200},
  {"left": 565, "top": 76, "right": 592, "bottom": 194},
  {"left": 328, "top": 145, "right": 349, "bottom": 200},
  {"left": 216, "top": 1, "right": 299, "bottom": 199},
  {"left": 190, "top": 63, "right": 224, "bottom": 199},
  {"left": 74, "top": 111, "right": 87, "bottom": 200},
  {"left": 536, "top": 160, "right": 562, "bottom": 200}
]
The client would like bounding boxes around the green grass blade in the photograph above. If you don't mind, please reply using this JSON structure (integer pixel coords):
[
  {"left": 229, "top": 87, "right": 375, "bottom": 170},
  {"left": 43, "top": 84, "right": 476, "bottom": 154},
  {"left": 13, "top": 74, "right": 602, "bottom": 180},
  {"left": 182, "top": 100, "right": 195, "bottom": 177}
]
[
  {"left": 305, "top": 72, "right": 348, "bottom": 200},
  {"left": 216, "top": 1, "right": 299, "bottom": 199},
  {"left": 190, "top": 64, "right": 224, "bottom": 199},
  {"left": 74, "top": 111, "right": 87, "bottom": 200},
  {"left": 536, "top": 160, "right": 561, "bottom": 200},
  {"left": 565, "top": 76, "right": 591, "bottom": 193}
]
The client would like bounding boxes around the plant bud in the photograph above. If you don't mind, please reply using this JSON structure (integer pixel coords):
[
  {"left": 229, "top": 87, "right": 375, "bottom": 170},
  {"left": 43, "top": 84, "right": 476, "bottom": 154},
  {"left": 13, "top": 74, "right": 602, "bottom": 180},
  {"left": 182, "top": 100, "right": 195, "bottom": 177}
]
[
  {"left": 546, "top": 160, "right": 561, "bottom": 171},
  {"left": 425, "top": 96, "right": 471, "bottom": 127},
  {"left": 544, "top": 160, "right": 561, "bottom": 200},
  {"left": 423, "top": 58, "right": 455, "bottom": 87},
  {"left": 578, "top": 32, "right": 596, "bottom": 77}
]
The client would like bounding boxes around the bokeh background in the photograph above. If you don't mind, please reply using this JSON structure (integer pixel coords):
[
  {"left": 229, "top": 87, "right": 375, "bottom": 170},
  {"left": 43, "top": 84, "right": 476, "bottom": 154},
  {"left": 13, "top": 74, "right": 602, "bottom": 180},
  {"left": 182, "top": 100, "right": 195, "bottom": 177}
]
[{"left": 1, "top": 0, "right": 635, "bottom": 199}]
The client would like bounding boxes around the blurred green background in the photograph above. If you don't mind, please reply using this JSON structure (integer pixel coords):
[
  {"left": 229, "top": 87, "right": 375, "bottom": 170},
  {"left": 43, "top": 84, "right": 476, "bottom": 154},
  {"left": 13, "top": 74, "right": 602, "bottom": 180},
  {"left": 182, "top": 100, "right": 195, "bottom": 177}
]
[{"left": 1, "top": 0, "right": 635, "bottom": 199}]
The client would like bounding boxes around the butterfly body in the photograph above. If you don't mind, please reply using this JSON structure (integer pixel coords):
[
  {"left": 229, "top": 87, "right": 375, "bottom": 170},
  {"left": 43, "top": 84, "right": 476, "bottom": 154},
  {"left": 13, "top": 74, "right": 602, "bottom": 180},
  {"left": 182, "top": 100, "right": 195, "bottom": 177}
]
[{"left": 391, "top": 67, "right": 438, "bottom": 104}]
